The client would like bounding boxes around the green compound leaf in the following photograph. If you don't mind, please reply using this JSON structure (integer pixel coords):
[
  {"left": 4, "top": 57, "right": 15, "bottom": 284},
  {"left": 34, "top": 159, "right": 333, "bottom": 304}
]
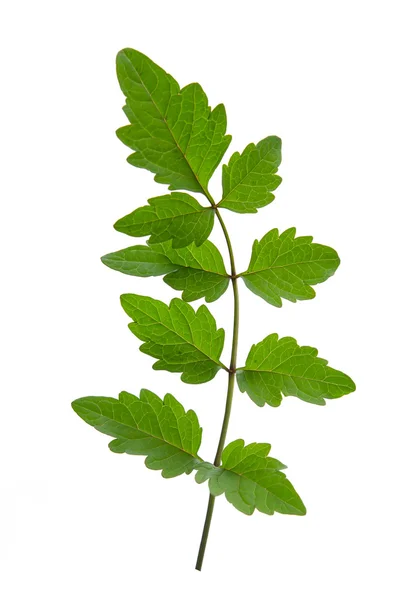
[
  {"left": 195, "top": 439, "right": 306, "bottom": 516},
  {"left": 237, "top": 333, "right": 356, "bottom": 407},
  {"left": 241, "top": 228, "right": 340, "bottom": 307},
  {"left": 121, "top": 294, "right": 226, "bottom": 383},
  {"left": 101, "top": 240, "right": 230, "bottom": 303},
  {"left": 116, "top": 49, "right": 231, "bottom": 194},
  {"left": 72, "top": 389, "right": 203, "bottom": 478},
  {"left": 114, "top": 193, "right": 214, "bottom": 249},
  {"left": 218, "top": 136, "right": 282, "bottom": 213}
]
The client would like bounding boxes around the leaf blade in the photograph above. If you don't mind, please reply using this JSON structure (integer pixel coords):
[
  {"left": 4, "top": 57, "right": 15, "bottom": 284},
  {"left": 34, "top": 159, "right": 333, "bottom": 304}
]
[
  {"left": 156, "top": 240, "right": 230, "bottom": 302},
  {"left": 219, "top": 136, "right": 282, "bottom": 213},
  {"left": 101, "top": 241, "right": 230, "bottom": 303},
  {"left": 196, "top": 439, "right": 305, "bottom": 516},
  {"left": 116, "top": 49, "right": 231, "bottom": 194},
  {"left": 101, "top": 245, "right": 175, "bottom": 277},
  {"left": 114, "top": 193, "right": 214, "bottom": 248},
  {"left": 237, "top": 333, "right": 356, "bottom": 407},
  {"left": 241, "top": 228, "right": 340, "bottom": 307},
  {"left": 120, "top": 294, "right": 226, "bottom": 383},
  {"left": 72, "top": 389, "right": 203, "bottom": 478}
]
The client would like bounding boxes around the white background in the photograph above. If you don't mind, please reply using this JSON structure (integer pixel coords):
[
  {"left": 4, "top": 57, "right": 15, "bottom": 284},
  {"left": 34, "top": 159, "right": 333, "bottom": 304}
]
[{"left": 1, "top": 1, "right": 396, "bottom": 598}]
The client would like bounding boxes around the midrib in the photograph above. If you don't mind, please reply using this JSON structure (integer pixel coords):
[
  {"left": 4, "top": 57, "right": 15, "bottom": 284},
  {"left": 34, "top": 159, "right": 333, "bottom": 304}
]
[
  {"left": 132, "top": 67, "right": 210, "bottom": 198},
  {"left": 84, "top": 405, "right": 201, "bottom": 460}
]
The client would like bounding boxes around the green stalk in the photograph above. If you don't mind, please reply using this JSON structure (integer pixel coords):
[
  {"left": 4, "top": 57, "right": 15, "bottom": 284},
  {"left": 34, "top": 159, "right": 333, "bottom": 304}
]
[{"left": 195, "top": 205, "right": 239, "bottom": 571}]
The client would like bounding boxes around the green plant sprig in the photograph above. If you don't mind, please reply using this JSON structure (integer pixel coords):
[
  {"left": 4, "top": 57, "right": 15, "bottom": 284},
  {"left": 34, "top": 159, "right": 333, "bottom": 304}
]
[{"left": 72, "top": 49, "right": 356, "bottom": 571}]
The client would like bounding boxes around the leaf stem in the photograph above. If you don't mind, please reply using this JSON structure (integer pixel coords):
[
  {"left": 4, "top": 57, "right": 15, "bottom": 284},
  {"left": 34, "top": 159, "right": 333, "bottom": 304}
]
[
  {"left": 194, "top": 492, "right": 216, "bottom": 572},
  {"left": 195, "top": 202, "right": 239, "bottom": 571}
]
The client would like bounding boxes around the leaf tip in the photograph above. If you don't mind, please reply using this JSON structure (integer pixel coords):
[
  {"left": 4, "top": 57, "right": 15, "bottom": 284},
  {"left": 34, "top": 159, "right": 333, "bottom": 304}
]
[
  {"left": 297, "top": 503, "right": 307, "bottom": 516},
  {"left": 348, "top": 376, "right": 357, "bottom": 393},
  {"left": 100, "top": 253, "right": 111, "bottom": 267}
]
